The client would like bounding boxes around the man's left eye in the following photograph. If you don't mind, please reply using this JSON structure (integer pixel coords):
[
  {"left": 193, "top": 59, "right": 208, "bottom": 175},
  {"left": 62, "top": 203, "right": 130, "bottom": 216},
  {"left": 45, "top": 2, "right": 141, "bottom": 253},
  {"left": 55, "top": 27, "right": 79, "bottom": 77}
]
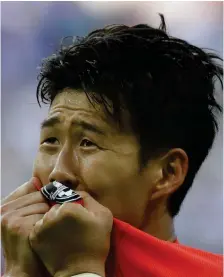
[{"left": 80, "top": 139, "right": 96, "bottom": 147}]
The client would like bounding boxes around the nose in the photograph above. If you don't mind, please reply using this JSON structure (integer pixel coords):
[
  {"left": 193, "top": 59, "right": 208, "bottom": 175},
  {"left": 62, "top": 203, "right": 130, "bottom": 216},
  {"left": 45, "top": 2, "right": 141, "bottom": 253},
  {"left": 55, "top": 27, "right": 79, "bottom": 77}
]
[{"left": 48, "top": 145, "right": 79, "bottom": 189}]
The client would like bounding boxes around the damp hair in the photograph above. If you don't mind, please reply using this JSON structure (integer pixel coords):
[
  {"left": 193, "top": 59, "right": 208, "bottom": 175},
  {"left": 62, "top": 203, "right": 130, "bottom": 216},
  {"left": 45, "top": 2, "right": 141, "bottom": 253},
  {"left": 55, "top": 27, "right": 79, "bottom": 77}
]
[{"left": 36, "top": 14, "right": 223, "bottom": 217}]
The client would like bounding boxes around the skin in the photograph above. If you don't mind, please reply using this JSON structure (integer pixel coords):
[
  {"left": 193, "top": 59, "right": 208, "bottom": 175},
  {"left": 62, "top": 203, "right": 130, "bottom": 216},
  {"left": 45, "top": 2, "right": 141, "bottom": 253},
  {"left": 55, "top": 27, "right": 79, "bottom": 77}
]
[
  {"left": 29, "top": 191, "right": 113, "bottom": 277},
  {"left": 1, "top": 88, "right": 188, "bottom": 277},
  {"left": 33, "top": 88, "right": 188, "bottom": 240},
  {"left": 1, "top": 178, "right": 52, "bottom": 277}
]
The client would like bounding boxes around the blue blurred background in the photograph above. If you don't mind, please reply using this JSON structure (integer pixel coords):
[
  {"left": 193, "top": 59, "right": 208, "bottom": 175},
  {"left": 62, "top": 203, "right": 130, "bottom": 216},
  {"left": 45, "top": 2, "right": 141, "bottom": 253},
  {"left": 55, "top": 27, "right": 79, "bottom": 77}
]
[{"left": 1, "top": 2, "right": 223, "bottom": 269}]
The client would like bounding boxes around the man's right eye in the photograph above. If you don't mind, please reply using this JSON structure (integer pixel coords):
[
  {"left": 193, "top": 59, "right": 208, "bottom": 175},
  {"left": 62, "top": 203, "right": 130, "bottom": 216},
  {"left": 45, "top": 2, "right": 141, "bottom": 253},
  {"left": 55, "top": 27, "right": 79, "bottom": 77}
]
[{"left": 42, "top": 137, "right": 59, "bottom": 145}]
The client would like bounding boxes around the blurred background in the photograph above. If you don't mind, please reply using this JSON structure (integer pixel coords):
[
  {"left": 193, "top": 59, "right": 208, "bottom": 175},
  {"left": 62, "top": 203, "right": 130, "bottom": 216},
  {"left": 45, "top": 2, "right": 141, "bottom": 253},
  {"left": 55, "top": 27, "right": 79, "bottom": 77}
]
[{"left": 1, "top": 1, "right": 223, "bottom": 269}]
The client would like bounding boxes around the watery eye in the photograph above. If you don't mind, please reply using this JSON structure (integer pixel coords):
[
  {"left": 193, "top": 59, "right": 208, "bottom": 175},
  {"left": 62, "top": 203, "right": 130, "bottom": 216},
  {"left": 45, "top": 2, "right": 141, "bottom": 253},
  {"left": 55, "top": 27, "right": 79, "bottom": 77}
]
[
  {"left": 43, "top": 137, "right": 59, "bottom": 144},
  {"left": 80, "top": 139, "right": 95, "bottom": 147}
]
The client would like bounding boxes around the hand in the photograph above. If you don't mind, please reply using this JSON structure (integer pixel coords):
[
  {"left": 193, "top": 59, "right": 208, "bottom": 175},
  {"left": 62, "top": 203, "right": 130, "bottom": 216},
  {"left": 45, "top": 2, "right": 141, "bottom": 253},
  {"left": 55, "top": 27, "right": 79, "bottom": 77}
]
[
  {"left": 1, "top": 177, "right": 51, "bottom": 277},
  {"left": 29, "top": 191, "right": 113, "bottom": 277}
]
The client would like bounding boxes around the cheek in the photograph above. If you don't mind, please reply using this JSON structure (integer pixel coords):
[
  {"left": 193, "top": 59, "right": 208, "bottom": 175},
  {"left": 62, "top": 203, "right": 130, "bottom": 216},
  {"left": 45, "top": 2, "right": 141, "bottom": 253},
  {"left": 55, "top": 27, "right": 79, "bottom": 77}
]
[
  {"left": 79, "top": 151, "right": 140, "bottom": 195},
  {"left": 79, "top": 152, "right": 149, "bottom": 226},
  {"left": 32, "top": 152, "right": 55, "bottom": 185}
]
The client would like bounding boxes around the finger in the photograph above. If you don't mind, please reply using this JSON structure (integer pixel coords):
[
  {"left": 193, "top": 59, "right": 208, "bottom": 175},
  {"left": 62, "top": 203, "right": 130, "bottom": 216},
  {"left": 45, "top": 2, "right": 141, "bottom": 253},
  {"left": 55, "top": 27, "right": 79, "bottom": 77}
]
[
  {"left": 49, "top": 203, "right": 61, "bottom": 212},
  {"left": 75, "top": 191, "right": 105, "bottom": 212},
  {"left": 1, "top": 213, "right": 45, "bottom": 235},
  {"left": 41, "top": 204, "right": 61, "bottom": 223},
  {"left": 29, "top": 217, "right": 44, "bottom": 244},
  {"left": 1, "top": 191, "right": 48, "bottom": 215},
  {"left": 25, "top": 214, "right": 45, "bottom": 224},
  {"left": 1, "top": 177, "right": 42, "bottom": 204},
  {"left": 75, "top": 191, "right": 112, "bottom": 225},
  {"left": 57, "top": 201, "right": 88, "bottom": 221},
  {"left": 23, "top": 214, "right": 45, "bottom": 235},
  {"left": 15, "top": 203, "right": 50, "bottom": 217}
]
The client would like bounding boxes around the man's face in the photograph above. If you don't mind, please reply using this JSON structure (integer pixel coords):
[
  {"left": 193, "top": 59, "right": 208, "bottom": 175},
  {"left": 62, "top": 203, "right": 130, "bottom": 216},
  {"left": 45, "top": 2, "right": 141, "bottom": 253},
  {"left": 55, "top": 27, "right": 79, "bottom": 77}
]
[{"left": 33, "top": 89, "right": 157, "bottom": 227}]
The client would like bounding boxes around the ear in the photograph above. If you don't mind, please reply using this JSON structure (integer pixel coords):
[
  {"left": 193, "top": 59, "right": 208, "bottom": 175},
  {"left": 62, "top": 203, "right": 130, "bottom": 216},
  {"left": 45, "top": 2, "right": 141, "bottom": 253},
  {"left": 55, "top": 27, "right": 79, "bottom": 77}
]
[{"left": 150, "top": 148, "right": 188, "bottom": 201}]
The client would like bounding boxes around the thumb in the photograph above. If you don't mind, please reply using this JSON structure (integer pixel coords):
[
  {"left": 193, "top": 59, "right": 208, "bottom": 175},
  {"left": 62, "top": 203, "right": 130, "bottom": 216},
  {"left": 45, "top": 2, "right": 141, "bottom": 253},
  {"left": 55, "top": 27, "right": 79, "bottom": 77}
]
[
  {"left": 76, "top": 191, "right": 105, "bottom": 212},
  {"left": 76, "top": 191, "right": 113, "bottom": 228}
]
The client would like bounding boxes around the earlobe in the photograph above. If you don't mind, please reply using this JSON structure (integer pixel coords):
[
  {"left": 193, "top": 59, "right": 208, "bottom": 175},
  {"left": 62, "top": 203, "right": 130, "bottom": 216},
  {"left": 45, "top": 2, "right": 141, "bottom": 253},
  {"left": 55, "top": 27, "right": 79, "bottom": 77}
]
[{"left": 150, "top": 181, "right": 176, "bottom": 200}]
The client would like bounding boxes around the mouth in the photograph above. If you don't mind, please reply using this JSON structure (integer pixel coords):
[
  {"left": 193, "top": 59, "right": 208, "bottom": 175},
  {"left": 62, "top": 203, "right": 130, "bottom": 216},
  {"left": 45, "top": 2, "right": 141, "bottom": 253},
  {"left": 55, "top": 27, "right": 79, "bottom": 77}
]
[
  {"left": 41, "top": 181, "right": 97, "bottom": 201},
  {"left": 41, "top": 181, "right": 84, "bottom": 205}
]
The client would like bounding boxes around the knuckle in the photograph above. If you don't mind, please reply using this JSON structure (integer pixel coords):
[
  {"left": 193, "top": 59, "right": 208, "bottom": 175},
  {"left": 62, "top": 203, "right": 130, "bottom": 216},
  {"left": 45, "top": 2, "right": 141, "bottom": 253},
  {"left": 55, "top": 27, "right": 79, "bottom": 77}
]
[
  {"left": 59, "top": 203, "right": 69, "bottom": 214},
  {"left": 9, "top": 218, "right": 21, "bottom": 232},
  {"left": 1, "top": 213, "right": 30, "bottom": 237},
  {"left": 4, "top": 217, "right": 22, "bottom": 234},
  {"left": 61, "top": 203, "right": 76, "bottom": 217},
  {"left": 100, "top": 208, "right": 113, "bottom": 225},
  {"left": 1, "top": 213, "right": 11, "bottom": 227}
]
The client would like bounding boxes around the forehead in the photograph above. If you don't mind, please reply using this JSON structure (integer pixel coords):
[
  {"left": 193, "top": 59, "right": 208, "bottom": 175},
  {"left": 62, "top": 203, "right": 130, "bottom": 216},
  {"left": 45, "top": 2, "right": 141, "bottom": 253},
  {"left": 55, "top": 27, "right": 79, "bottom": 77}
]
[
  {"left": 49, "top": 89, "right": 133, "bottom": 133},
  {"left": 49, "top": 89, "right": 116, "bottom": 126},
  {"left": 50, "top": 89, "right": 106, "bottom": 115}
]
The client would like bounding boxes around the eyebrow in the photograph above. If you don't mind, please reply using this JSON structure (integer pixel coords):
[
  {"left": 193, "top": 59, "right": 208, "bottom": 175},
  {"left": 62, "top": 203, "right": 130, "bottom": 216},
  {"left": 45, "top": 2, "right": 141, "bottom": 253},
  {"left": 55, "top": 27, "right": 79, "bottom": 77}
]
[
  {"left": 41, "top": 116, "right": 106, "bottom": 136},
  {"left": 41, "top": 117, "right": 61, "bottom": 129}
]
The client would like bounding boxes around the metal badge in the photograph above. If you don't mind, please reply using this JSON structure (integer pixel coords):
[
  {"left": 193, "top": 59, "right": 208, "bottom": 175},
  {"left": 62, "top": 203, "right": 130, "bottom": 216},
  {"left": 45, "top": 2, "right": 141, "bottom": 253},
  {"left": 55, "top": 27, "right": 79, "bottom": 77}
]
[{"left": 41, "top": 181, "right": 82, "bottom": 204}]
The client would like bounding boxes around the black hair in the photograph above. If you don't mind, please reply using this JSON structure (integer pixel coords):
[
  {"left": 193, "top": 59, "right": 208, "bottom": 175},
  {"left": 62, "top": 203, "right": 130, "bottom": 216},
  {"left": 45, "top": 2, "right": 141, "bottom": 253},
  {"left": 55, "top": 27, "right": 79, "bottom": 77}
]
[{"left": 36, "top": 14, "right": 223, "bottom": 217}]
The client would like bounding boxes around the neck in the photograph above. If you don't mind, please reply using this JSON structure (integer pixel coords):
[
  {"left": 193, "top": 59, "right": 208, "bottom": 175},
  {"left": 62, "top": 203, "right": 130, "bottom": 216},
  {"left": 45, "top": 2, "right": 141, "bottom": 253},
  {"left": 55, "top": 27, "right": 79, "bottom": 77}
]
[{"left": 139, "top": 198, "right": 176, "bottom": 242}]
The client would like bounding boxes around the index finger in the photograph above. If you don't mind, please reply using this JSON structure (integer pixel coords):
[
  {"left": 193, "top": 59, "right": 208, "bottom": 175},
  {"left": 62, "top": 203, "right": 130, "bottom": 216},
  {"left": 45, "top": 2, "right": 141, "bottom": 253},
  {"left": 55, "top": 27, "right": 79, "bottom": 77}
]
[{"left": 1, "top": 177, "right": 42, "bottom": 205}]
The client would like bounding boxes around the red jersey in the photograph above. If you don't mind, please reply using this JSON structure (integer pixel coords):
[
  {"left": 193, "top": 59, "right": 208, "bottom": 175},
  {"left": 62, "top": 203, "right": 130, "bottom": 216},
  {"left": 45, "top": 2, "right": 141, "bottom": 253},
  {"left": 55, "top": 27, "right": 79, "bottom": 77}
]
[
  {"left": 105, "top": 218, "right": 223, "bottom": 277},
  {"left": 31, "top": 184, "right": 223, "bottom": 277}
]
